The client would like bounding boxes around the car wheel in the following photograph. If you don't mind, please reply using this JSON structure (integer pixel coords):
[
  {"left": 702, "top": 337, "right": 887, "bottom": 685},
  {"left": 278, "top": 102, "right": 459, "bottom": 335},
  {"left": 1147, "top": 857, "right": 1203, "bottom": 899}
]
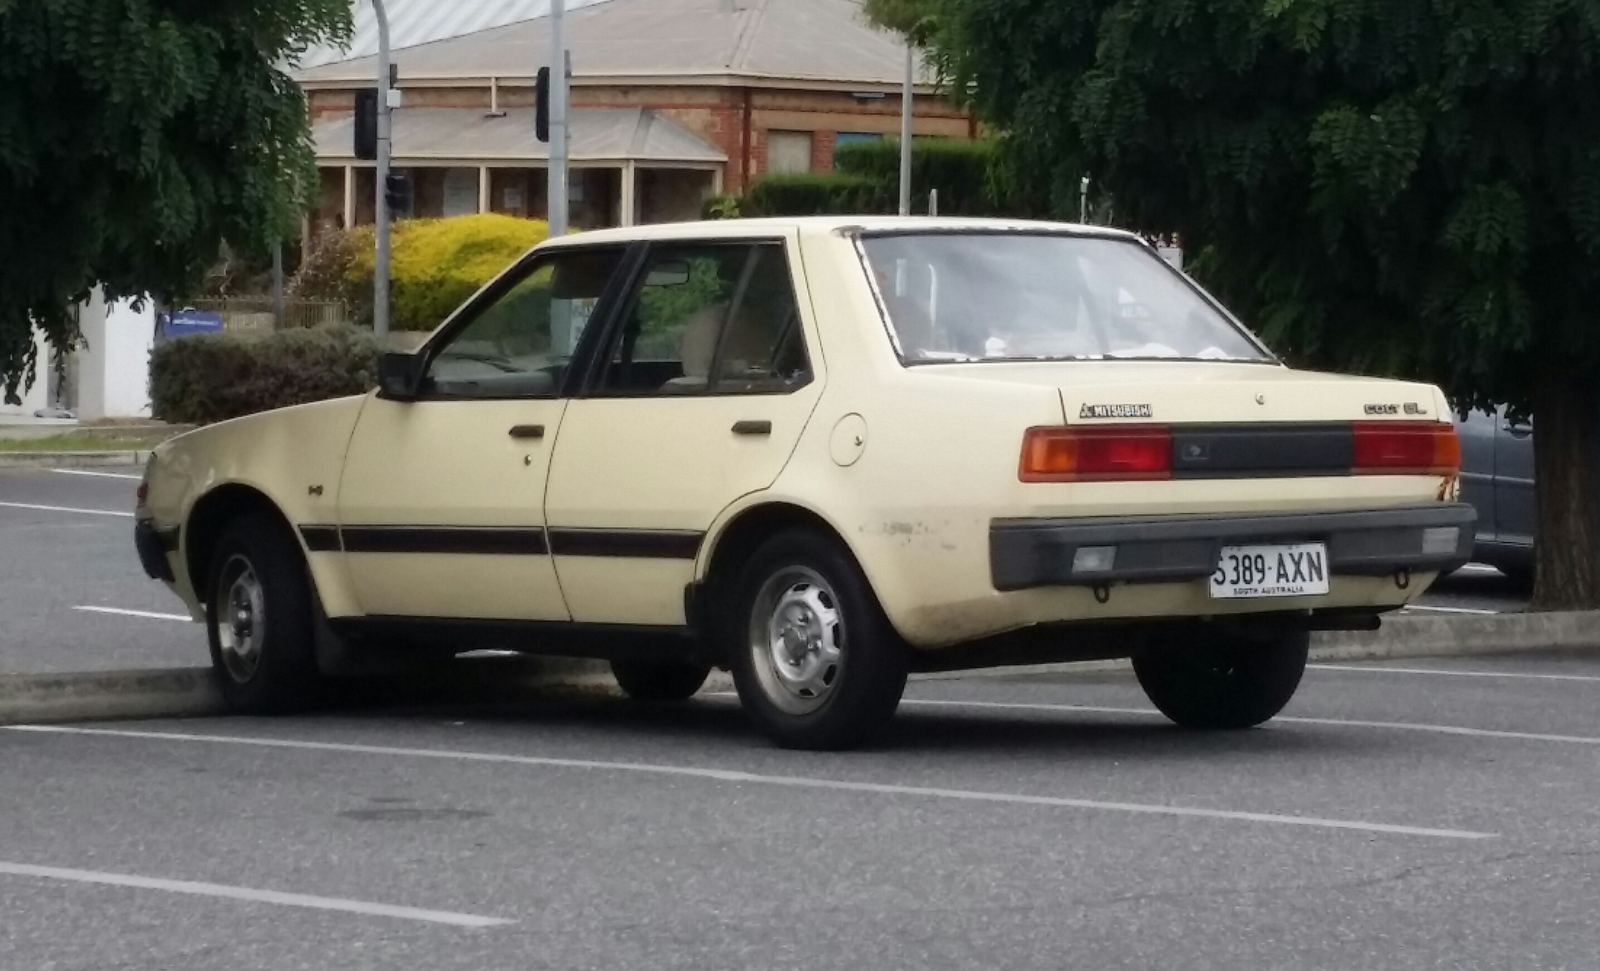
[
  {"left": 726, "top": 529, "right": 908, "bottom": 750},
  {"left": 205, "top": 513, "right": 320, "bottom": 713},
  {"left": 1132, "top": 628, "right": 1308, "bottom": 729},
  {"left": 610, "top": 659, "right": 711, "bottom": 701}
]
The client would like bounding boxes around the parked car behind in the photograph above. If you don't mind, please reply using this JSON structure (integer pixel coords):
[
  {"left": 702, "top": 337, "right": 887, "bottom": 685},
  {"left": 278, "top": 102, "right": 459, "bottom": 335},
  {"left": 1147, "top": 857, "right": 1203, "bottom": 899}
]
[{"left": 1455, "top": 406, "right": 1536, "bottom": 586}]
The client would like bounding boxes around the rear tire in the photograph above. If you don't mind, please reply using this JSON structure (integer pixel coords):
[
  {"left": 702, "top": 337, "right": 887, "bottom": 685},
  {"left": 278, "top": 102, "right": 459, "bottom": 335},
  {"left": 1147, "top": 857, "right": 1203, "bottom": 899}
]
[
  {"left": 1133, "top": 628, "right": 1308, "bottom": 729},
  {"left": 610, "top": 659, "right": 710, "bottom": 701},
  {"left": 204, "top": 513, "right": 320, "bottom": 713},
  {"left": 726, "top": 529, "right": 908, "bottom": 750}
]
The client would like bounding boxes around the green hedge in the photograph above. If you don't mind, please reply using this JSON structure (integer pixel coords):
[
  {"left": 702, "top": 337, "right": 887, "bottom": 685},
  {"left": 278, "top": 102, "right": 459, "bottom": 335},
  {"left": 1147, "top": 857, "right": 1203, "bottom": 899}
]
[
  {"left": 290, "top": 214, "right": 547, "bottom": 332},
  {"left": 834, "top": 137, "right": 1001, "bottom": 216},
  {"left": 150, "top": 326, "right": 382, "bottom": 425},
  {"left": 740, "top": 173, "right": 889, "bottom": 217}
]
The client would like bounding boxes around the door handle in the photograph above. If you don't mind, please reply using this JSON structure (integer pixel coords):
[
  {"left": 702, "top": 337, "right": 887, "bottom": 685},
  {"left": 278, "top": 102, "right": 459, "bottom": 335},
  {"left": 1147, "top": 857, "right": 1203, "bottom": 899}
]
[
  {"left": 731, "top": 420, "right": 772, "bottom": 436},
  {"left": 509, "top": 424, "right": 546, "bottom": 439}
]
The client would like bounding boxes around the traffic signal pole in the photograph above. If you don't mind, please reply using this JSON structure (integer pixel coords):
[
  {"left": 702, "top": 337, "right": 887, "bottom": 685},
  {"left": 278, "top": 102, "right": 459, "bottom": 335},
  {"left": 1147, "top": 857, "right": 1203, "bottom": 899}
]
[
  {"left": 373, "top": 0, "right": 392, "bottom": 339},
  {"left": 547, "top": 0, "right": 568, "bottom": 238}
]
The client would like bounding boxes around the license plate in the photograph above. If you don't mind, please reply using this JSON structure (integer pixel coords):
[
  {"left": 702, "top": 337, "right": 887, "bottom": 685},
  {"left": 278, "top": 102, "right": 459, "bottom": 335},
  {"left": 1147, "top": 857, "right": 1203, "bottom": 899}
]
[{"left": 1209, "top": 543, "right": 1330, "bottom": 599}]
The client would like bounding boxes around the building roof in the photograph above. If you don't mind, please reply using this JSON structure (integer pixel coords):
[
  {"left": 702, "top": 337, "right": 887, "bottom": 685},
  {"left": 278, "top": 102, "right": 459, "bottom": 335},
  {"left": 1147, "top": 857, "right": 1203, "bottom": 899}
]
[
  {"left": 295, "top": 0, "right": 933, "bottom": 90},
  {"left": 296, "top": 0, "right": 613, "bottom": 70},
  {"left": 313, "top": 106, "right": 727, "bottom": 164}
]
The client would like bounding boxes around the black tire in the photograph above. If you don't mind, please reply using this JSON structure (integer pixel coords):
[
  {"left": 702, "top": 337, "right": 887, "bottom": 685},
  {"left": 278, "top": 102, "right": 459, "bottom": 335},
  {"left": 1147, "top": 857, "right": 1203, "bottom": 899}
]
[
  {"left": 725, "top": 529, "right": 908, "bottom": 750},
  {"left": 1132, "top": 628, "right": 1308, "bottom": 729},
  {"left": 204, "top": 513, "right": 320, "bottom": 713},
  {"left": 610, "top": 659, "right": 711, "bottom": 701}
]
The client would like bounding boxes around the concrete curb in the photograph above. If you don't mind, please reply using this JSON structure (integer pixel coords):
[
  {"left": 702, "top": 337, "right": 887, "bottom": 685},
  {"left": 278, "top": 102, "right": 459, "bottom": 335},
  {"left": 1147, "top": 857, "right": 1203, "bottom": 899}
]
[
  {"left": 2, "top": 611, "right": 1595, "bottom": 725},
  {"left": 0, "top": 668, "right": 222, "bottom": 725},
  {"left": 0, "top": 450, "right": 151, "bottom": 469}
]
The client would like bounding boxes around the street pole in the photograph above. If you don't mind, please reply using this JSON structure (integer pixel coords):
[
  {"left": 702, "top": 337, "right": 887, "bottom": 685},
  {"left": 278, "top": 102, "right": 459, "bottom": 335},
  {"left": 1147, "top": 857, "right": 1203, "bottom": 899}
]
[
  {"left": 271, "top": 243, "right": 284, "bottom": 330},
  {"left": 373, "top": 0, "right": 392, "bottom": 340},
  {"left": 547, "top": 0, "right": 569, "bottom": 238},
  {"left": 898, "top": 41, "right": 913, "bottom": 217}
]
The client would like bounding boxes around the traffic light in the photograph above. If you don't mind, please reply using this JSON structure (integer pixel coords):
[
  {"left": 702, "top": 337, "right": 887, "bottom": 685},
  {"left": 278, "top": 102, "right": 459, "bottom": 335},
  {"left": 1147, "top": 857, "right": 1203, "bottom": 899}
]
[
  {"left": 384, "top": 172, "right": 412, "bottom": 218},
  {"left": 535, "top": 66, "right": 550, "bottom": 143},
  {"left": 353, "top": 88, "right": 378, "bottom": 160}
]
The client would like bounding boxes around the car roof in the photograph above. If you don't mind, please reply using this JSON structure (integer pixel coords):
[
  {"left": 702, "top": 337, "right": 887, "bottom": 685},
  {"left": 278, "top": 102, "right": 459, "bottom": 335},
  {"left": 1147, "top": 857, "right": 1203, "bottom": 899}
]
[{"left": 540, "top": 216, "right": 1145, "bottom": 248}]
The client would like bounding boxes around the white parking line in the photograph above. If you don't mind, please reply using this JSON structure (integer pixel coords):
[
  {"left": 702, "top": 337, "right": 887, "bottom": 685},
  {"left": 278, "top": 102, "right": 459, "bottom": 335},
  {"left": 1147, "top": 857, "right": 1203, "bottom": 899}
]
[
  {"left": 45, "top": 469, "right": 142, "bottom": 480},
  {"left": 1401, "top": 604, "right": 1498, "bottom": 615},
  {"left": 72, "top": 605, "right": 193, "bottom": 622},
  {"left": 897, "top": 698, "right": 1600, "bottom": 747},
  {"left": 0, "top": 861, "right": 511, "bottom": 928},
  {"left": 5, "top": 725, "right": 1494, "bottom": 840},
  {"left": 0, "top": 500, "right": 131, "bottom": 518},
  {"left": 1311, "top": 663, "right": 1600, "bottom": 684}
]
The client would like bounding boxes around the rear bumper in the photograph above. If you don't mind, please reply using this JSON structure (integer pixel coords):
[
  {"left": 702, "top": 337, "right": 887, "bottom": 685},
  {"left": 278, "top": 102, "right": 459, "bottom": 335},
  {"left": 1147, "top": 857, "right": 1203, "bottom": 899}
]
[
  {"left": 135, "top": 519, "right": 178, "bottom": 582},
  {"left": 990, "top": 503, "right": 1476, "bottom": 591}
]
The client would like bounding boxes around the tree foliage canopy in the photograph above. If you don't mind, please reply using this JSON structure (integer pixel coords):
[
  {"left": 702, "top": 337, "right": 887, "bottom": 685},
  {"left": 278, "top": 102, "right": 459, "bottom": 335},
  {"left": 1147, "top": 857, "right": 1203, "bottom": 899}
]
[{"left": 0, "top": 0, "right": 351, "bottom": 402}]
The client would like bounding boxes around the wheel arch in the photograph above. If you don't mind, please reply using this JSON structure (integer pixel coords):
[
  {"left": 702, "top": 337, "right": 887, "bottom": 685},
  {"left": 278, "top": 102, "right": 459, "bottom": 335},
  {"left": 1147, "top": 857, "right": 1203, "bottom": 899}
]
[
  {"left": 694, "top": 499, "right": 870, "bottom": 633},
  {"left": 183, "top": 484, "right": 302, "bottom": 601}
]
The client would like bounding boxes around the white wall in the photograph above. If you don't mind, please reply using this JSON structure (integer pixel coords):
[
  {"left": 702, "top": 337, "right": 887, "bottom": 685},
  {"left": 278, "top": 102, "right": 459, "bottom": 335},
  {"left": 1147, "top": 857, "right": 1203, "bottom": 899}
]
[
  {"left": 0, "top": 329, "right": 50, "bottom": 417},
  {"left": 77, "top": 289, "right": 154, "bottom": 421}
]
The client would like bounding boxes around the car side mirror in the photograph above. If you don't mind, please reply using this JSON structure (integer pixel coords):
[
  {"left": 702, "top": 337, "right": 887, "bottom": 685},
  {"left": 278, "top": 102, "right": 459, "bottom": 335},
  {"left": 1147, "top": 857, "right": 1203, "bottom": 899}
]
[{"left": 377, "top": 351, "right": 425, "bottom": 401}]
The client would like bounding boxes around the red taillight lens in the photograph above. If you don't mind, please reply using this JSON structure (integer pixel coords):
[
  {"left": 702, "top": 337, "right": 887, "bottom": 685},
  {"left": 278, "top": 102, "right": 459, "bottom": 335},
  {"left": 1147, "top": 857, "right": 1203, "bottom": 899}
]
[
  {"left": 1352, "top": 421, "right": 1460, "bottom": 475},
  {"left": 135, "top": 483, "right": 148, "bottom": 506},
  {"left": 1020, "top": 425, "right": 1172, "bottom": 482}
]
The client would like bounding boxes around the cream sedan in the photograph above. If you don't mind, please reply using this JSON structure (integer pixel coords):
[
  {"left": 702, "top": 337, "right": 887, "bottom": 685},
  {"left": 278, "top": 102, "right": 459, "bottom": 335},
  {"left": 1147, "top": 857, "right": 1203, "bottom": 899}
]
[{"left": 135, "top": 217, "right": 1473, "bottom": 749}]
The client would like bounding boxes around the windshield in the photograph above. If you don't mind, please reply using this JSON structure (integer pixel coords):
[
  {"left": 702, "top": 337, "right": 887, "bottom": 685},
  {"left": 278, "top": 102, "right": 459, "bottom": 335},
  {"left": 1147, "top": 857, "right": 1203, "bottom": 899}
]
[{"left": 859, "top": 232, "right": 1271, "bottom": 364}]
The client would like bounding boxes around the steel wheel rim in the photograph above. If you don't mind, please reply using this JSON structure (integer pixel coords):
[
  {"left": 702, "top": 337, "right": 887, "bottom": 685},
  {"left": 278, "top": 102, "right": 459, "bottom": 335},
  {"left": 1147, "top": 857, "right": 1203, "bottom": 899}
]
[
  {"left": 748, "top": 566, "right": 844, "bottom": 715},
  {"left": 214, "top": 554, "right": 266, "bottom": 684}
]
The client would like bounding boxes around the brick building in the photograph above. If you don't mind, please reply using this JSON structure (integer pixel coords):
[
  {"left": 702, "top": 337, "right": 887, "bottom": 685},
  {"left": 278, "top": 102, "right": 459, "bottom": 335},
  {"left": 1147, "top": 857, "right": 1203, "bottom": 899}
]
[{"left": 295, "top": 0, "right": 972, "bottom": 235}]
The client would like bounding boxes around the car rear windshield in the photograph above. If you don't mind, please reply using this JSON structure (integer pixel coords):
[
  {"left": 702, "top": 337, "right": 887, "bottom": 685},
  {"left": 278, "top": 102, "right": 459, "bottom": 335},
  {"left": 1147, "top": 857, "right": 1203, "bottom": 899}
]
[{"left": 859, "top": 232, "right": 1271, "bottom": 365}]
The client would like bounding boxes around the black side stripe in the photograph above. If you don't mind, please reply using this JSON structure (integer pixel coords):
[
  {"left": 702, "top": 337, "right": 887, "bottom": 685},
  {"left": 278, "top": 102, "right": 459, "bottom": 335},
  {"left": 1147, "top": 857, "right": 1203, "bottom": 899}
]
[
  {"left": 300, "top": 525, "right": 703, "bottom": 559},
  {"left": 341, "top": 526, "right": 549, "bottom": 555},
  {"left": 547, "top": 528, "right": 703, "bottom": 559},
  {"left": 300, "top": 526, "right": 341, "bottom": 552}
]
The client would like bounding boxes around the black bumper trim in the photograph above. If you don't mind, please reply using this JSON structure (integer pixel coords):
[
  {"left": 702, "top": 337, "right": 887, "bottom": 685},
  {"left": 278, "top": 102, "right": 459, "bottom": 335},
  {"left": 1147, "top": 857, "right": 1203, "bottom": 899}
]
[
  {"left": 990, "top": 504, "right": 1477, "bottom": 591},
  {"left": 135, "top": 520, "right": 177, "bottom": 582}
]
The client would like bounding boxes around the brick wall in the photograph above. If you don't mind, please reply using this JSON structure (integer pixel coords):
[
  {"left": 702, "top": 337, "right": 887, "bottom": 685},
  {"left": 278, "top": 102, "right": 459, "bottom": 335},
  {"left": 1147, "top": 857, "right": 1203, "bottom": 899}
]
[{"left": 305, "top": 81, "right": 975, "bottom": 194}]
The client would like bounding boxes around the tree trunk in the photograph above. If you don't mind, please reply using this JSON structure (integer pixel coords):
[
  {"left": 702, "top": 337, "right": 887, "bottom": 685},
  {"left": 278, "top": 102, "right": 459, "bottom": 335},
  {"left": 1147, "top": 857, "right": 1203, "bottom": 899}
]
[{"left": 1530, "top": 363, "right": 1600, "bottom": 610}]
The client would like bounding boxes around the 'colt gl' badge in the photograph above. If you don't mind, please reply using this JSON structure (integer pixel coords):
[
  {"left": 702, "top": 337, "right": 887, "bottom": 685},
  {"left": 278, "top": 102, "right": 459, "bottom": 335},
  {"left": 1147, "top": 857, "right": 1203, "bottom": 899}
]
[{"left": 1079, "top": 403, "right": 1152, "bottom": 419}]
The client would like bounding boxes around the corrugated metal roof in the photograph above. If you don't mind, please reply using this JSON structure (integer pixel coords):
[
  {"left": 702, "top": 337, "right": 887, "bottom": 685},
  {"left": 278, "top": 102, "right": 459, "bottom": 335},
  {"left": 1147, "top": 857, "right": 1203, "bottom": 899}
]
[
  {"left": 295, "top": 0, "right": 615, "bottom": 70},
  {"left": 312, "top": 106, "right": 727, "bottom": 163},
  {"left": 295, "top": 0, "right": 932, "bottom": 86}
]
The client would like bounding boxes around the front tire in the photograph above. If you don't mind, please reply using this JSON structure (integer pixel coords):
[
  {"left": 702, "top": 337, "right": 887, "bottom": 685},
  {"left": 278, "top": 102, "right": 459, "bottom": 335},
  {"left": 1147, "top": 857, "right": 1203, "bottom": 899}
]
[
  {"left": 204, "top": 513, "right": 320, "bottom": 713},
  {"left": 726, "top": 529, "right": 908, "bottom": 750},
  {"left": 610, "top": 659, "right": 710, "bottom": 701},
  {"left": 1133, "top": 628, "right": 1308, "bottom": 729}
]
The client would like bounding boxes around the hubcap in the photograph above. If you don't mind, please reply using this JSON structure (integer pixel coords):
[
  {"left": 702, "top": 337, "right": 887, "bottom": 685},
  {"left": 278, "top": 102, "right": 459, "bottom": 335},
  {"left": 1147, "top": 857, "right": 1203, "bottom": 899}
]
[
  {"left": 749, "top": 567, "right": 844, "bottom": 714},
  {"left": 214, "top": 555, "right": 265, "bottom": 684}
]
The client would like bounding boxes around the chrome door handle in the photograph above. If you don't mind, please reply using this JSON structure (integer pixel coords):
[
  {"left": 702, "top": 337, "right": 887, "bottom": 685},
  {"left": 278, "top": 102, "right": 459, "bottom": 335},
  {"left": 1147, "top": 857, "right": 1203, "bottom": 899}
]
[
  {"left": 731, "top": 420, "right": 772, "bottom": 436},
  {"left": 509, "top": 424, "right": 545, "bottom": 439}
]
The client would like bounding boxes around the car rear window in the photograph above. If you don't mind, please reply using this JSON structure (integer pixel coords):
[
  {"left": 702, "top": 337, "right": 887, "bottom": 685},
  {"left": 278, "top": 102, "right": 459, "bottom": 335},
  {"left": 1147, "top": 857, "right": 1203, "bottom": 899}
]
[{"left": 858, "top": 232, "right": 1270, "bottom": 365}]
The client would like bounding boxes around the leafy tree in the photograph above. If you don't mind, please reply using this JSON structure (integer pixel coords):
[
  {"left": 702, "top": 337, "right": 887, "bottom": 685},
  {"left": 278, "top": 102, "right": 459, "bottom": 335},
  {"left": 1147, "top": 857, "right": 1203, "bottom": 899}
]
[
  {"left": 899, "top": 0, "right": 1600, "bottom": 608},
  {"left": 0, "top": 0, "right": 352, "bottom": 403}
]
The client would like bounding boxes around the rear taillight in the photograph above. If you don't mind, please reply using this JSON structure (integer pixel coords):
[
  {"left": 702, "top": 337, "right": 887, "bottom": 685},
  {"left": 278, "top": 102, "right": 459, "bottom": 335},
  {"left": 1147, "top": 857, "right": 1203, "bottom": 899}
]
[
  {"left": 135, "top": 483, "right": 148, "bottom": 506},
  {"left": 1352, "top": 421, "right": 1460, "bottom": 475},
  {"left": 1020, "top": 425, "right": 1172, "bottom": 482}
]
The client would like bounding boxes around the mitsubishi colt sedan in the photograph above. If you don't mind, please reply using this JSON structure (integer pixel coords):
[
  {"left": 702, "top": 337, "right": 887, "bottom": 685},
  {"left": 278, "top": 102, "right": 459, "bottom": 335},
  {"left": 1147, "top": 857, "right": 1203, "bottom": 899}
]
[{"left": 134, "top": 217, "right": 1474, "bottom": 750}]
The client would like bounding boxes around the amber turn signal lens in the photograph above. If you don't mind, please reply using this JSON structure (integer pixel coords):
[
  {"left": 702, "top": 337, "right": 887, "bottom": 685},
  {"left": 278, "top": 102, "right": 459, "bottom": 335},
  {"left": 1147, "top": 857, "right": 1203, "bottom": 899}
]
[
  {"left": 1020, "top": 425, "right": 1173, "bottom": 482},
  {"left": 1351, "top": 422, "right": 1460, "bottom": 476}
]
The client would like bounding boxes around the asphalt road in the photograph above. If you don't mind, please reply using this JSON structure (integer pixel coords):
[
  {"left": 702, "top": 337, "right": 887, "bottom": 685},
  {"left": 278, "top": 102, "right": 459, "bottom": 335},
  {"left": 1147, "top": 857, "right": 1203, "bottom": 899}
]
[
  {"left": 2, "top": 651, "right": 1599, "bottom": 970},
  {"left": 0, "top": 463, "right": 1536, "bottom": 675}
]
